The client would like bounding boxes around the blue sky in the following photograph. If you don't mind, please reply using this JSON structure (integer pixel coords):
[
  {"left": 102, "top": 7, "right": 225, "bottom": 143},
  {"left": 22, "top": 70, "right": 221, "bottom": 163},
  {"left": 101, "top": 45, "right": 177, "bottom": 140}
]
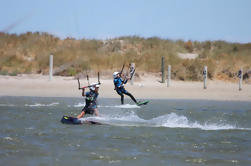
[{"left": 1, "top": 0, "right": 251, "bottom": 43}]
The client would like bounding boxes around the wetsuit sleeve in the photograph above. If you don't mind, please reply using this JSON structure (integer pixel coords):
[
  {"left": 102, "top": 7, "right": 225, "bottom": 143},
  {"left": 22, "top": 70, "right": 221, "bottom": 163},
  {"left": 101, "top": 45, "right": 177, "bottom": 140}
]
[{"left": 123, "top": 79, "right": 128, "bottom": 84}]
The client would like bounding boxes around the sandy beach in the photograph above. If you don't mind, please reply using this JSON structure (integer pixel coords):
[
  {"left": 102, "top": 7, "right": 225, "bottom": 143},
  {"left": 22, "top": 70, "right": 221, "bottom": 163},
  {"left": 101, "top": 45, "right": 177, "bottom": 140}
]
[{"left": 0, "top": 74, "right": 250, "bottom": 101}]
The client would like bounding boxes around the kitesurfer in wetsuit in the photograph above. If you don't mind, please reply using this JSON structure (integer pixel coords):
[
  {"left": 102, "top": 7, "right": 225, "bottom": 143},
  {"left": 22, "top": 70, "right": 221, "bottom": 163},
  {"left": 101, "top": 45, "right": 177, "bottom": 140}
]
[
  {"left": 113, "top": 71, "right": 138, "bottom": 105},
  {"left": 77, "top": 83, "right": 99, "bottom": 119}
]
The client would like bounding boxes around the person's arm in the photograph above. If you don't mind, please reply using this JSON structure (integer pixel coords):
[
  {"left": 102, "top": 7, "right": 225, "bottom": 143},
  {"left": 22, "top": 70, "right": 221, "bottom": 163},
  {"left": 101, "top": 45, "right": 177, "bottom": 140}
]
[
  {"left": 123, "top": 78, "right": 128, "bottom": 84},
  {"left": 82, "top": 88, "right": 86, "bottom": 97}
]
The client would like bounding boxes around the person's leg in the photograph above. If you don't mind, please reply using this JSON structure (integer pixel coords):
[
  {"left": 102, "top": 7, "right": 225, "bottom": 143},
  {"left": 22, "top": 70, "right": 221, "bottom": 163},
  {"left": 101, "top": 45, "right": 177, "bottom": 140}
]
[
  {"left": 77, "top": 111, "right": 85, "bottom": 119},
  {"left": 93, "top": 108, "right": 99, "bottom": 116},
  {"left": 121, "top": 94, "right": 124, "bottom": 104},
  {"left": 116, "top": 90, "right": 124, "bottom": 104},
  {"left": 124, "top": 91, "right": 137, "bottom": 104}
]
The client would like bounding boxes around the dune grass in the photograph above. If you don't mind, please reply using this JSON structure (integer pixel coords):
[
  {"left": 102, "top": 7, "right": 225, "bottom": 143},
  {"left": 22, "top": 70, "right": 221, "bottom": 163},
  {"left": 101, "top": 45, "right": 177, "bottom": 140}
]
[{"left": 0, "top": 32, "right": 250, "bottom": 81}]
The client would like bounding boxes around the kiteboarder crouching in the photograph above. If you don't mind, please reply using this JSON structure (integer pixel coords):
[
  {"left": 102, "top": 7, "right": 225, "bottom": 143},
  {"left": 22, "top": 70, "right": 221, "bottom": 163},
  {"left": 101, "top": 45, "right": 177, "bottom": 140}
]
[
  {"left": 77, "top": 83, "right": 100, "bottom": 119},
  {"left": 113, "top": 71, "right": 138, "bottom": 105}
]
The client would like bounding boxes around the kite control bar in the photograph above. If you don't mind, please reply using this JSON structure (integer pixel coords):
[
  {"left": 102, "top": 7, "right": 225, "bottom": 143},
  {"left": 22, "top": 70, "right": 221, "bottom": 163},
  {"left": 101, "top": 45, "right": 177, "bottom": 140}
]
[{"left": 77, "top": 72, "right": 101, "bottom": 90}]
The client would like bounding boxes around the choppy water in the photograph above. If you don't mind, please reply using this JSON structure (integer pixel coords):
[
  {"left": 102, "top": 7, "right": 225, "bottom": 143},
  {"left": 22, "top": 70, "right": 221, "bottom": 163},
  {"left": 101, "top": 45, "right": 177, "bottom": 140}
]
[{"left": 0, "top": 96, "right": 251, "bottom": 166}]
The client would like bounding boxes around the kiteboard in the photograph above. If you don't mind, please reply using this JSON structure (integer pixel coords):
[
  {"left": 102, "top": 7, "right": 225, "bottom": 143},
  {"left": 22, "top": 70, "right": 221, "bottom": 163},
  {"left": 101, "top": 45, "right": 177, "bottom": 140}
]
[
  {"left": 61, "top": 115, "right": 102, "bottom": 125},
  {"left": 137, "top": 100, "right": 149, "bottom": 106}
]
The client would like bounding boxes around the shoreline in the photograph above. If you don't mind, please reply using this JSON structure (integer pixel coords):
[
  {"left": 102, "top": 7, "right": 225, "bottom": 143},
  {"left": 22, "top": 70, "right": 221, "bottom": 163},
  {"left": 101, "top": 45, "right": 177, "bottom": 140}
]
[
  {"left": 0, "top": 74, "right": 250, "bottom": 102},
  {"left": 1, "top": 96, "right": 251, "bottom": 103}
]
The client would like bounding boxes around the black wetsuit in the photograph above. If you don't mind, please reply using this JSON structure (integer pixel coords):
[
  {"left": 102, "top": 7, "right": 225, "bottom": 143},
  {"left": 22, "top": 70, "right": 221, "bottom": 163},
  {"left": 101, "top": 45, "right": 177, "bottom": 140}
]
[{"left": 82, "top": 90, "right": 99, "bottom": 114}]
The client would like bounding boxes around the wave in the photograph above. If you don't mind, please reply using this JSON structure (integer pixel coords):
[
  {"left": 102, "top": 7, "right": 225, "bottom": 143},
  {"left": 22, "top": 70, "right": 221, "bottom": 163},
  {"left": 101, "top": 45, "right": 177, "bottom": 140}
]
[
  {"left": 25, "top": 102, "right": 59, "bottom": 107},
  {"left": 82, "top": 112, "right": 250, "bottom": 131},
  {"left": 0, "top": 104, "right": 15, "bottom": 107}
]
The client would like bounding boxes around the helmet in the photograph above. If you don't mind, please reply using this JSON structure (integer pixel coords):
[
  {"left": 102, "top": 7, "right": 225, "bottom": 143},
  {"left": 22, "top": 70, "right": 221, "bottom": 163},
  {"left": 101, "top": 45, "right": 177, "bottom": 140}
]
[
  {"left": 89, "top": 83, "right": 99, "bottom": 91},
  {"left": 89, "top": 86, "right": 95, "bottom": 91},
  {"left": 113, "top": 72, "right": 119, "bottom": 78}
]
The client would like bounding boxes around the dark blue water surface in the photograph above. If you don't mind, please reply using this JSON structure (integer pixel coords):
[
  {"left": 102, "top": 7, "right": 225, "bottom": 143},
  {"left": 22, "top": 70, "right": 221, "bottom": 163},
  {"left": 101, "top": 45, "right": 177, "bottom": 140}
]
[{"left": 0, "top": 96, "right": 251, "bottom": 166}]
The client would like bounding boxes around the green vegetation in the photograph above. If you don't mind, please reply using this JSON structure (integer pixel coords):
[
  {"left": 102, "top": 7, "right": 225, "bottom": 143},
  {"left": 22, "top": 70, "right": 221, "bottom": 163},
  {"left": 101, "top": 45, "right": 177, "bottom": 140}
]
[{"left": 0, "top": 32, "right": 250, "bottom": 81}]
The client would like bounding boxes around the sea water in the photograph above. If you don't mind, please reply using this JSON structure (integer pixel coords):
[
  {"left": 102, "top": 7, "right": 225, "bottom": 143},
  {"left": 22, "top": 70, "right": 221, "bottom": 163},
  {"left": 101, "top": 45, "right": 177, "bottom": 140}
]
[{"left": 0, "top": 96, "right": 251, "bottom": 166}]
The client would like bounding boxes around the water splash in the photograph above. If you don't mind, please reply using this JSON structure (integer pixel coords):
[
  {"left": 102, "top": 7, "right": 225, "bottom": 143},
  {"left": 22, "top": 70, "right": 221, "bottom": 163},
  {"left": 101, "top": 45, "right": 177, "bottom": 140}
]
[
  {"left": 72, "top": 102, "right": 86, "bottom": 107},
  {"left": 25, "top": 102, "right": 59, "bottom": 107},
  {"left": 152, "top": 113, "right": 241, "bottom": 130},
  {"left": 68, "top": 103, "right": 139, "bottom": 109},
  {"left": 99, "top": 104, "right": 140, "bottom": 109},
  {"left": 83, "top": 112, "right": 250, "bottom": 131}
]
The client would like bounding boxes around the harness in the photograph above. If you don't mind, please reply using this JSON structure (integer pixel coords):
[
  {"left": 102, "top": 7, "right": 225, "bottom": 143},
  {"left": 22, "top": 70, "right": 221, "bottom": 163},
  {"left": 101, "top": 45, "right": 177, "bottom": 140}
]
[
  {"left": 85, "top": 91, "right": 98, "bottom": 107},
  {"left": 114, "top": 77, "right": 127, "bottom": 90}
]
